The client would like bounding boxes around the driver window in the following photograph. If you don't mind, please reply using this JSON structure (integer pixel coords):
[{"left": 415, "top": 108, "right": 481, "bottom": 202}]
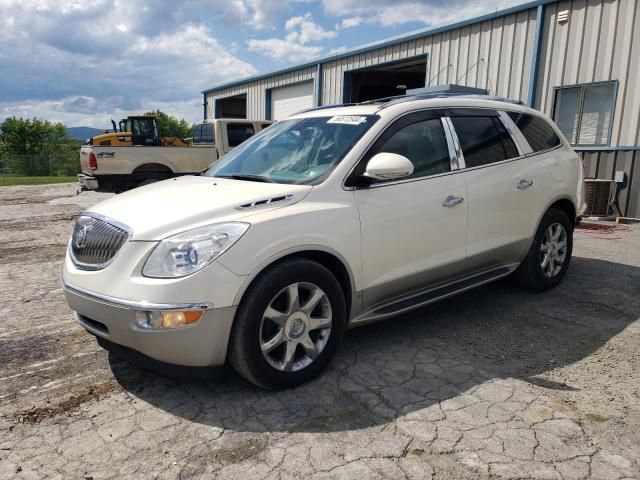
[{"left": 375, "top": 118, "right": 450, "bottom": 180}]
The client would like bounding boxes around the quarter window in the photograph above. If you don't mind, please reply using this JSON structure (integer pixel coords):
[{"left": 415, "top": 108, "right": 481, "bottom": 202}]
[
  {"left": 507, "top": 112, "right": 561, "bottom": 152},
  {"left": 227, "top": 123, "right": 255, "bottom": 147},
  {"left": 376, "top": 118, "right": 451, "bottom": 180},
  {"left": 553, "top": 81, "right": 617, "bottom": 146},
  {"left": 451, "top": 116, "right": 519, "bottom": 168}
]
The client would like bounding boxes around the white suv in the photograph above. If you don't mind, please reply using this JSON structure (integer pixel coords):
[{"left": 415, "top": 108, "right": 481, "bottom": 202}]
[{"left": 62, "top": 95, "right": 584, "bottom": 389}]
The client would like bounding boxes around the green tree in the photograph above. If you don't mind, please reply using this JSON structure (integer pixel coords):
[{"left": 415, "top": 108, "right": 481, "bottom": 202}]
[
  {"left": 0, "top": 117, "right": 80, "bottom": 176},
  {"left": 144, "top": 109, "right": 192, "bottom": 139}
]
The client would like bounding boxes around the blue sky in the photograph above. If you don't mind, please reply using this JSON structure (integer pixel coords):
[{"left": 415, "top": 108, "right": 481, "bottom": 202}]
[{"left": 0, "top": 0, "right": 523, "bottom": 128}]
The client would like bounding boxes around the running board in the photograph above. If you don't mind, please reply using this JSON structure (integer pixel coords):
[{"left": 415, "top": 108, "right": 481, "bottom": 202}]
[{"left": 350, "top": 264, "right": 518, "bottom": 327}]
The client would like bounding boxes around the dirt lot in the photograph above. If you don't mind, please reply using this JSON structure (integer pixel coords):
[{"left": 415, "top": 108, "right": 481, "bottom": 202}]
[{"left": 0, "top": 183, "right": 639, "bottom": 480}]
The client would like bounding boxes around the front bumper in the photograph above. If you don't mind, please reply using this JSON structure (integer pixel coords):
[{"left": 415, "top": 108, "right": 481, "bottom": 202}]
[
  {"left": 78, "top": 174, "right": 99, "bottom": 190},
  {"left": 62, "top": 280, "right": 237, "bottom": 367}
]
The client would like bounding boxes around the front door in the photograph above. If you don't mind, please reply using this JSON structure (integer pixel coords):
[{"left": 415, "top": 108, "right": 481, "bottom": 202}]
[{"left": 353, "top": 111, "right": 468, "bottom": 308}]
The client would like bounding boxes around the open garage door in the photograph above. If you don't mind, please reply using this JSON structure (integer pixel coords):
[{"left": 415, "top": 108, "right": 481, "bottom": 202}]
[
  {"left": 270, "top": 82, "right": 314, "bottom": 120},
  {"left": 345, "top": 58, "right": 427, "bottom": 103},
  {"left": 216, "top": 94, "right": 247, "bottom": 119}
]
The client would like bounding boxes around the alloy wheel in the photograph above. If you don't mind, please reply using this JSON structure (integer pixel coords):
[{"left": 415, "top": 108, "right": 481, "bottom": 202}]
[
  {"left": 259, "top": 282, "right": 332, "bottom": 372},
  {"left": 540, "top": 222, "right": 568, "bottom": 278}
]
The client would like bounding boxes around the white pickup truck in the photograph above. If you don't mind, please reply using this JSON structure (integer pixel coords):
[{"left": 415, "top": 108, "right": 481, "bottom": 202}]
[{"left": 78, "top": 119, "right": 272, "bottom": 193}]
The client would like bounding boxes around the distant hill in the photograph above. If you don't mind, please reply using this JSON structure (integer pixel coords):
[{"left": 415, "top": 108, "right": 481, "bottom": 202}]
[{"left": 66, "top": 126, "right": 107, "bottom": 142}]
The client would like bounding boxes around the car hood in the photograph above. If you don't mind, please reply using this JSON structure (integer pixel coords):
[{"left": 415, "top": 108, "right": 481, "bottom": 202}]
[{"left": 88, "top": 175, "right": 312, "bottom": 240}]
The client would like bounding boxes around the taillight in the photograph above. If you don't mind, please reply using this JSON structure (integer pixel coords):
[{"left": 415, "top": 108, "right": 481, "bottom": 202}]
[{"left": 88, "top": 152, "right": 98, "bottom": 170}]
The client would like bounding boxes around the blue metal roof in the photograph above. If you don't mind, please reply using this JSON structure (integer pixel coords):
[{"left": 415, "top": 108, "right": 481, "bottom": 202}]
[{"left": 203, "top": 0, "right": 558, "bottom": 95}]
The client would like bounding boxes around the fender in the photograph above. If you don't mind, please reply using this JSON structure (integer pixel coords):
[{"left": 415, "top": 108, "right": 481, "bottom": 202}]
[{"left": 230, "top": 244, "right": 358, "bottom": 308}]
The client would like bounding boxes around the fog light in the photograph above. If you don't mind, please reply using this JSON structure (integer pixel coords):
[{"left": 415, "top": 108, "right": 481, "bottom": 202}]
[{"left": 134, "top": 310, "right": 203, "bottom": 329}]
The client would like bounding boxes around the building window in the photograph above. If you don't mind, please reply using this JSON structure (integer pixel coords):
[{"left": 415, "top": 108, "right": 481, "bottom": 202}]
[{"left": 553, "top": 81, "right": 617, "bottom": 147}]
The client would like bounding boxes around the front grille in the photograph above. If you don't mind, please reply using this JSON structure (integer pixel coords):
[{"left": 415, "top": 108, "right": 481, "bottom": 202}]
[{"left": 70, "top": 215, "right": 130, "bottom": 269}]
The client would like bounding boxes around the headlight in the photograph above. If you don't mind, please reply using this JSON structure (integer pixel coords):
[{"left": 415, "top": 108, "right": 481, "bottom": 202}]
[{"left": 142, "top": 222, "right": 249, "bottom": 278}]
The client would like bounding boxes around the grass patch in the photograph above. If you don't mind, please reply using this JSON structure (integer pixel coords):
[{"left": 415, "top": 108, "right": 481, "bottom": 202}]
[{"left": 0, "top": 176, "right": 77, "bottom": 186}]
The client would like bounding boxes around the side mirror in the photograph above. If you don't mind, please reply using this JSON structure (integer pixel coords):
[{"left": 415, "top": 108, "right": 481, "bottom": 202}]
[{"left": 364, "top": 152, "right": 414, "bottom": 181}]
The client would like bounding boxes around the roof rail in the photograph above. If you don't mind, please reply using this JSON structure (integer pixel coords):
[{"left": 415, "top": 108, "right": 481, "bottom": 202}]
[{"left": 294, "top": 93, "right": 524, "bottom": 116}]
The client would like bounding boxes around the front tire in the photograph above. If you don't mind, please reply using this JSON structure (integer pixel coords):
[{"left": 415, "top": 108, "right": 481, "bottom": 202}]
[
  {"left": 514, "top": 208, "right": 573, "bottom": 290},
  {"left": 228, "top": 258, "right": 346, "bottom": 390}
]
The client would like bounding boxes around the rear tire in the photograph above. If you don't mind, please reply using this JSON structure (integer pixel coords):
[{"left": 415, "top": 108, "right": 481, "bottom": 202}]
[
  {"left": 137, "top": 178, "right": 160, "bottom": 187},
  {"left": 514, "top": 208, "right": 573, "bottom": 290},
  {"left": 228, "top": 258, "right": 346, "bottom": 390}
]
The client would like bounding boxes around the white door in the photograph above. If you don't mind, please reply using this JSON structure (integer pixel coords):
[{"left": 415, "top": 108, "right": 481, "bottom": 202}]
[
  {"left": 354, "top": 112, "right": 468, "bottom": 308},
  {"left": 271, "top": 82, "right": 314, "bottom": 120},
  {"left": 448, "top": 112, "right": 550, "bottom": 269}
]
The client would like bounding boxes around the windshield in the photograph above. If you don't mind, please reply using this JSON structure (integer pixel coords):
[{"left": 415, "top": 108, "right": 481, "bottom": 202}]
[{"left": 203, "top": 115, "right": 377, "bottom": 185}]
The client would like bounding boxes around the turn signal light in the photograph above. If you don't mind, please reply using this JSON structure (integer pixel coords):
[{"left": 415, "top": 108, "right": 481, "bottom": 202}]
[{"left": 134, "top": 310, "right": 203, "bottom": 329}]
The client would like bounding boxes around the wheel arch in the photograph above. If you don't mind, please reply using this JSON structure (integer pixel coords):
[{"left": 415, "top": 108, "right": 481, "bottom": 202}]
[
  {"left": 132, "top": 163, "right": 174, "bottom": 174},
  {"left": 232, "top": 246, "right": 356, "bottom": 317},
  {"left": 548, "top": 197, "right": 577, "bottom": 226}
]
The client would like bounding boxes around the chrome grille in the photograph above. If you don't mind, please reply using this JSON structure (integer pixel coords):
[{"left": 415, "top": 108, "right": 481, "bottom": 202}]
[{"left": 70, "top": 215, "right": 130, "bottom": 269}]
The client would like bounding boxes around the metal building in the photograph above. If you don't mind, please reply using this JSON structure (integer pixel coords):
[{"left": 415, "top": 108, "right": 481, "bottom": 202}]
[{"left": 203, "top": 0, "right": 640, "bottom": 218}]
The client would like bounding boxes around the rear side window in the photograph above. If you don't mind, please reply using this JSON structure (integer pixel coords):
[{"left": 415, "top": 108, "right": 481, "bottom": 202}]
[
  {"left": 193, "top": 124, "right": 214, "bottom": 144},
  {"left": 507, "top": 112, "right": 561, "bottom": 152},
  {"left": 227, "top": 123, "right": 255, "bottom": 147},
  {"left": 376, "top": 118, "right": 450, "bottom": 179},
  {"left": 451, "top": 116, "right": 519, "bottom": 168}
]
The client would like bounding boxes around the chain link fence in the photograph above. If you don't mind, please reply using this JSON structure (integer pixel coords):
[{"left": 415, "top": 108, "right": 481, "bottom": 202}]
[{"left": 0, "top": 154, "right": 80, "bottom": 186}]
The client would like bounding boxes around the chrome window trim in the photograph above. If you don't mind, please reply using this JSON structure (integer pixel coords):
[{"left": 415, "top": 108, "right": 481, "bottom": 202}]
[
  {"left": 69, "top": 212, "right": 133, "bottom": 271},
  {"left": 342, "top": 105, "right": 565, "bottom": 190},
  {"left": 498, "top": 110, "right": 532, "bottom": 156},
  {"left": 441, "top": 117, "right": 460, "bottom": 171},
  {"left": 61, "top": 277, "right": 212, "bottom": 311},
  {"left": 443, "top": 117, "right": 466, "bottom": 169}
]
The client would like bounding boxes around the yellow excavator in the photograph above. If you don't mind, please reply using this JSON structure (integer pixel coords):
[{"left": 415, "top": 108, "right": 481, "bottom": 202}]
[{"left": 88, "top": 115, "right": 189, "bottom": 147}]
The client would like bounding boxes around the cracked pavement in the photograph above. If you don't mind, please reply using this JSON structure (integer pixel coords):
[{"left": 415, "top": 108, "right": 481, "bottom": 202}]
[{"left": 1, "top": 183, "right": 639, "bottom": 479}]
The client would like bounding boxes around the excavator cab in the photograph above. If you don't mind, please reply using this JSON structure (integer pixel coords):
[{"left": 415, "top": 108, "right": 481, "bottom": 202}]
[{"left": 122, "top": 116, "right": 160, "bottom": 146}]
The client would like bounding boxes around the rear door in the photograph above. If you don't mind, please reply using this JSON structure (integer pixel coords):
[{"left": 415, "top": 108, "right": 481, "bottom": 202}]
[
  {"left": 448, "top": 109, "right": 554, "bottom": 270},
  {"left": 352, "top": 110, "right": 469, "bottom": 308}
]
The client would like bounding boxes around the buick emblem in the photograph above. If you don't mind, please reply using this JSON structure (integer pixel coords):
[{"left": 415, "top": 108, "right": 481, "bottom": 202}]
[{"left": 75, "top": 225, "right": 89, "bottom": 249}]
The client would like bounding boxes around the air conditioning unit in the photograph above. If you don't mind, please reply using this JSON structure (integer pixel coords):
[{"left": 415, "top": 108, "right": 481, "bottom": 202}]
[{"left": 583, "top": 179, "right": 615, "bottom": 217}]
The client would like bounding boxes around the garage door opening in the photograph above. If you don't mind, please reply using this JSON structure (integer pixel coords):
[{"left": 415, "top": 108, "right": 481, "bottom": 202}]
[
  {"left": 269, "top": 81, "right": 314, "bottom": 121},
  {"left": 216, "top": 94, "right": 247, "bottom": 119},
  {"left": 344, "top": 58, "right": 427, "bottom": 103}
]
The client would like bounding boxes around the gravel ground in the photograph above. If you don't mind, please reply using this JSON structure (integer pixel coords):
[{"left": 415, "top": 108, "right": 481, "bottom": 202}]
[{"left": 0, "top": 183, "right": 639, "bottom": 480}]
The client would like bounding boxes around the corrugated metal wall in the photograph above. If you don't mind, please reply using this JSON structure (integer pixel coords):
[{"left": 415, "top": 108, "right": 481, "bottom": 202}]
[
  {"left": 536, "top": 0, "right": 640, "bottom": 147},
  {"left": 321, "top": 8, "right": 538, "bottom": 105},
  {"left": 581, "top": 151, "right": 639, "bottom": 217},
  {"left": 204, "top": 0, "right": 640, "bottom": 217},
  {"left": 204, "top": 66, "right": 316, "bottom": 120}
]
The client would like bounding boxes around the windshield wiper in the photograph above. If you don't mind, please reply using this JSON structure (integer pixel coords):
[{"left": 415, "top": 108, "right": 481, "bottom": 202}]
[{"left": 217, "top": 174, "right": 275, "bottom": 183}]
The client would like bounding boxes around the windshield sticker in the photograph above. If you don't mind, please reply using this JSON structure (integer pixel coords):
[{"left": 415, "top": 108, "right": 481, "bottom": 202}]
[{"left": 327, "top": 115, "right": 367, "bottom": 125}]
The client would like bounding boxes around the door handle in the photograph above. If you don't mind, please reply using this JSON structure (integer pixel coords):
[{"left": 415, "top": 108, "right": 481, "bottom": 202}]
[
  {"left": 441, "top": 195, "right": 464, "bottom": 208},
  {"left": 517, "top": 179, "right": 534, "bottom": 190}
]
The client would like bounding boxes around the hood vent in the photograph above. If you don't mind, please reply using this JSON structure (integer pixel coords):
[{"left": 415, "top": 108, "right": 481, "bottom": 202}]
[{"left": 236, "top": 194, "right": 294, "bottom": 210}]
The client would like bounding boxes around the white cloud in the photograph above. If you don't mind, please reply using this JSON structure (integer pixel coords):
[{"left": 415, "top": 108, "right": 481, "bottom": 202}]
[
  {"left": 247, "top": 38, "right": 323, "bottom": 62},
  {"left": 0, "top": 97, "right": 204, "bottom": 128},
  {"left": 0, "top": 1, "right": 259, "bottom": 125},
  {"left": 247, "top": 12, "right": 335, "bottom": 62},
  {"left": 328, "top": 46, "right": 348, "bottom": 56},
  {"left": 285, "top": 13, "right": 337, "bottom": 44},
  {"left": 336, "top": 16, "right": 363, "bottom": 29},
  {"left": 247, "top": 0, "right": 292, "bottom": 28},
  {"left": 323, "top": 0, "right": 523, "bottom": 27}
]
